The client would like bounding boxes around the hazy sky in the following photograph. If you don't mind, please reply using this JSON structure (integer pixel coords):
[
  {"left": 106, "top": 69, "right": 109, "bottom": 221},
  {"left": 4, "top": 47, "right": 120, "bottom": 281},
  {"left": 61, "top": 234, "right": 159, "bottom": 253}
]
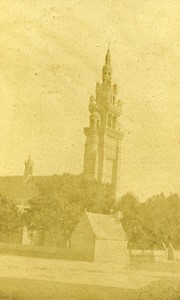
[{"left": 0, "top": 0, "right": 179, "bottom": 199}]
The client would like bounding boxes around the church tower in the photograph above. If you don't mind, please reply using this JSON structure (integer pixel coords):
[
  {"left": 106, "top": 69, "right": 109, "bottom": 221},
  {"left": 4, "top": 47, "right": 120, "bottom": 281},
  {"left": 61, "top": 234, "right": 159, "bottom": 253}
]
[{"left": 83, "top": 48, "right": 123, "bottom": 197}]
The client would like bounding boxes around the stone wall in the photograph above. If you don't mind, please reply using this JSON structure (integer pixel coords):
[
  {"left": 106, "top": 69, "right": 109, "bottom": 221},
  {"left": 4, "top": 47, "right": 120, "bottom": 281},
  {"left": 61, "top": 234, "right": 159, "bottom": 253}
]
[
  {"left": 128, "top": 249, "right": 167, "bottom": 262},
  {"left": 174, "top": 251, "right": 180, "bottom": 261}
]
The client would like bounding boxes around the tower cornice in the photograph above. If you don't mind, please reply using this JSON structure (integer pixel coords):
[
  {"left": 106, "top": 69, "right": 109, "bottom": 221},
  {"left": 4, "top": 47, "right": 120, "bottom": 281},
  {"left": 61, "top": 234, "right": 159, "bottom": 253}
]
[
  {"left": 99, "top": 127, "right": 123, "bottom": 140},
  {"left": 107, "top": 103, "right": 122, "bottom": 116},
  {"left": 84, "top": 127, "right": 99, "bottom": 136}
]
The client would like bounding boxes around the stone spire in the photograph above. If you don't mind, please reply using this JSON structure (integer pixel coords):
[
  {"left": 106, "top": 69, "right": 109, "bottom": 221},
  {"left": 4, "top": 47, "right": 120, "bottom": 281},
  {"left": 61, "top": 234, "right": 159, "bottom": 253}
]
[
  {"left": 102, "top": 47, "right": 112, "bottom": 85},
  {"left": 105, "top": 44, "right": 111, "bottom": 64}
]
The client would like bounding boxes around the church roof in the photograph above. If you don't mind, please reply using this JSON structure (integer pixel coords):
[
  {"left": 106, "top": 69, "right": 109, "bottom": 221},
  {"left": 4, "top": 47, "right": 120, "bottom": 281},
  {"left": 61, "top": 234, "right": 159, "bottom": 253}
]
[
  {"left": 86, "top": 212, "right": 127, "bottom": 241},
  {"left": 0, "top": 176, "right": 51, "bottom": 205}
]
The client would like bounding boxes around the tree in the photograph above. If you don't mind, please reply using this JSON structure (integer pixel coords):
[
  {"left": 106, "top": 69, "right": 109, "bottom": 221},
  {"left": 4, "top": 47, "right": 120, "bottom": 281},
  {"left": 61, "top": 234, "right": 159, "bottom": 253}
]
[
  {"left": 0, "top": 194, "right": 20, "bottom": 237},
  {"left": 114, "top": 193, "right": 143, "bottom": 248},
  {"left": 142, "top": 193, "right": 180, "bottom": 248},
  {"left": 114, "top": 192, "right": 180, "bottom": 249}
]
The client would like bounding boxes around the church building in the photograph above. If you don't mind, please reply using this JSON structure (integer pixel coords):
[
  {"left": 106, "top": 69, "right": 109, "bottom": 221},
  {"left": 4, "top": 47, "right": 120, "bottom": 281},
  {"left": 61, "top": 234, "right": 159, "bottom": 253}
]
[{"left": 0, "top": 48, "right": 124, "bottom": 249}]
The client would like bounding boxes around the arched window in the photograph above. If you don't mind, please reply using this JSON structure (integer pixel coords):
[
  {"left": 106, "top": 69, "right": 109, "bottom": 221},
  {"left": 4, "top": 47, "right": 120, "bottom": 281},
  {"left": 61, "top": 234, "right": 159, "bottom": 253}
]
[
  {"left": 108, "top": 114, "right": 112, "bottom": 127},
  {"left": 113, "top": 96, "right": 115, "bottom": 105},
  {"left": 112, "top": 116, "right": 117, "bottom": 129}
]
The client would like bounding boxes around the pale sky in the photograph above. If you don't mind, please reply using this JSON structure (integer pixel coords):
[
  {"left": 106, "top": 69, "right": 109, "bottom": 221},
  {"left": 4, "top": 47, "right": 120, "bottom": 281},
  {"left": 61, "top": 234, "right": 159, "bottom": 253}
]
[{"left": 0, "top": 0, "right": 179, "bottom": 199}]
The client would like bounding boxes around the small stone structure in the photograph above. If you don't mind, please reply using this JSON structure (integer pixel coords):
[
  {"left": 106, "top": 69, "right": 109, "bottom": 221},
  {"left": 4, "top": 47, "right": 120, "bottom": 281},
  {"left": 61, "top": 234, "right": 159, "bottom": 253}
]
[{"left": 70, "top": 211, "right": 128, "bottom": 263}]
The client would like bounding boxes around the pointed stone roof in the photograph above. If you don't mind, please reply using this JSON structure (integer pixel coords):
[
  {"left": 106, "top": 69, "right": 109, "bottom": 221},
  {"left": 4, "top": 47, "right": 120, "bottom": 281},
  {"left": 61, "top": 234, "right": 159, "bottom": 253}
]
[{"left": 86, "top": 212, "right": 127, "bottom": 241}]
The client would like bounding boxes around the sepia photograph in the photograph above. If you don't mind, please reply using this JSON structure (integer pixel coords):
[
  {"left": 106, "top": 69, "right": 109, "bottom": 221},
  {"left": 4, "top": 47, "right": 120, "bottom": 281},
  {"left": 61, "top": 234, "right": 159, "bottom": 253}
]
[{"left": 0, "top": 1, "right": 179, "bottom": 299}]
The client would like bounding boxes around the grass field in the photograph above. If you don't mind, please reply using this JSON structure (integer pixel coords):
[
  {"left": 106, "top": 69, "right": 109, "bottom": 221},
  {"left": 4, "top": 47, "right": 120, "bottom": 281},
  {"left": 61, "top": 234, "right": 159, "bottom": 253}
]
[
  {"left": 0, "top": 255, "right": 180, "bottom": 299},
  {"left": 0, "top": 277, "right": 180, "bottom": 300}
]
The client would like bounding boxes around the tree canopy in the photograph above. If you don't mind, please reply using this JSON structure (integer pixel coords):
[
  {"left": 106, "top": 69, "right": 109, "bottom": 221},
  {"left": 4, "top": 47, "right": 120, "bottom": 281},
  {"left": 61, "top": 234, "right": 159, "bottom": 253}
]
[
  {"left": 114, "top": 192, "right": 180, "bottom": 249},
  {"left": 23, "top": 174, "right": 115, "bottom": 245},
  {"left": 1, "top": 173, "right": 178, "bottom": 249}
]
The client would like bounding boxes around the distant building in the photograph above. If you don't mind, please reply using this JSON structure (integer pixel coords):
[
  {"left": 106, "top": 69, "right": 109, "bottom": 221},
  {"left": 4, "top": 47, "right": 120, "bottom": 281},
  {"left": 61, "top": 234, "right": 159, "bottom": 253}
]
[
  {"left": 70, "top": 211, "right": 128, "bottom": 263},
  {"left": 0, "top": 157, "right": 46, "bottom": 207},
  {"left": 83, "top": 48, "right": 123, "bottom": 198},
  {"left": 0, "top": 157, "right": 50, "bottom": 245}
]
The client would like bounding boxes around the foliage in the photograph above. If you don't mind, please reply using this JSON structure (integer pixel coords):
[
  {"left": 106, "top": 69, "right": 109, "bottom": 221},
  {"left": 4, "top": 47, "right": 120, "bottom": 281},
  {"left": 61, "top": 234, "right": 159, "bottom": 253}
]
[
  {"left": 142, "top": 193, "right": 180, "bottom": 248},
  {"left": 22, "top": 173, "right": 180, "bottom": 248},
  {"left": 114, "top": 193, "right": 142, "bottom": 248},
  {"left": 23, "top": 174, "right": 115, "bottom": 244},
  {"left": 114, "top": 192, "right": 180, "bottom": 249},
  {"left": 0, "top": 194, "right": 20, "bottom": 235}
]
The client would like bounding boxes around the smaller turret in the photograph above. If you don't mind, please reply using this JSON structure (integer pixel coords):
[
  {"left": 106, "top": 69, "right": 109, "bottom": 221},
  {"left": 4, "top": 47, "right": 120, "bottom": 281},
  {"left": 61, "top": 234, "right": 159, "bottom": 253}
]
[
  {"left": 90, "top": 111, "right": 101, "bottom": 130},
  {"left": 89, "top": 96, "right": 97, "bottom": 113},
  {"left": 24, "top": 156, "right": 34, "bottom": 182}
]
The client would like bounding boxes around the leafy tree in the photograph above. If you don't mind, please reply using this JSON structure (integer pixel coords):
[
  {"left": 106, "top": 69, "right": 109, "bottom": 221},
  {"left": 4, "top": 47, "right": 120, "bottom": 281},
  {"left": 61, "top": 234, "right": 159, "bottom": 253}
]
[
  {"left": 142, "top": 193, "right": 180, "bottom": 248},
  {"left": 114, "top": 192, "right": 180, "bottom": 249},
  {"left": 23, "top": 174, "right": 115, "bottom": 245},
  {"left": 114, "top": 193, "right": 142, "bottom": 248}
]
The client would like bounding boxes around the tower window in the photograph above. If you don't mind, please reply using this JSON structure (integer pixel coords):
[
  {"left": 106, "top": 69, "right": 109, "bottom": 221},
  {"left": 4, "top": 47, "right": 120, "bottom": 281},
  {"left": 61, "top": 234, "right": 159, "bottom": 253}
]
[
  {"left": 112, "top": 116, "right": 117, "bottom": 129},
  {"left": 113, "top": 96, "right": 115, "bottom": 104},
  {"left": 108, "top": 114, "right": 112, "bottom": 128}
]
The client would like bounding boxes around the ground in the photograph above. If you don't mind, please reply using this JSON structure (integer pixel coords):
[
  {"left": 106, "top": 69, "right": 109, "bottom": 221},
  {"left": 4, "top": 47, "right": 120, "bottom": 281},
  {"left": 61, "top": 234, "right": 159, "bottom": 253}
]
[{"left": 0, "top": 255, "right": 180, "bottom": 299}]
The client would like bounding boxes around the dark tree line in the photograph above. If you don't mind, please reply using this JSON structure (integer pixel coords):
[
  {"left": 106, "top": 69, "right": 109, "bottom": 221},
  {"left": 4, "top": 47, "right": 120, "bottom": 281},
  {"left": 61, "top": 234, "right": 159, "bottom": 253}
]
[
  {"left": 114, "top": 193, "right": 180, "bottom": 249},
  {"left": 0, "top": 174, "right": 180, "bottom": 249}
]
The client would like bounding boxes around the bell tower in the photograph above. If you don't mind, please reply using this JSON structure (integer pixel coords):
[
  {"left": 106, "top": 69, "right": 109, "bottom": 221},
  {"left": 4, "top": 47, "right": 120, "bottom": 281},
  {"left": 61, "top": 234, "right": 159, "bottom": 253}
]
[{"left": 83, "top": 48, "right": 123, "bottom": 197}]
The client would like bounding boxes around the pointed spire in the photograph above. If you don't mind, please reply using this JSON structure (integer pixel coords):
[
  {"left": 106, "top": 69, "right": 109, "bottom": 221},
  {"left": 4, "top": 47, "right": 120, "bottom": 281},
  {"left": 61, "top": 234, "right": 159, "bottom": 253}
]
[
  {"left": 105, "top": 44, "right": 111, "bottom": 65},
  {"left": 102, "top": 45, "right": 112, "bottom": 85}
]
